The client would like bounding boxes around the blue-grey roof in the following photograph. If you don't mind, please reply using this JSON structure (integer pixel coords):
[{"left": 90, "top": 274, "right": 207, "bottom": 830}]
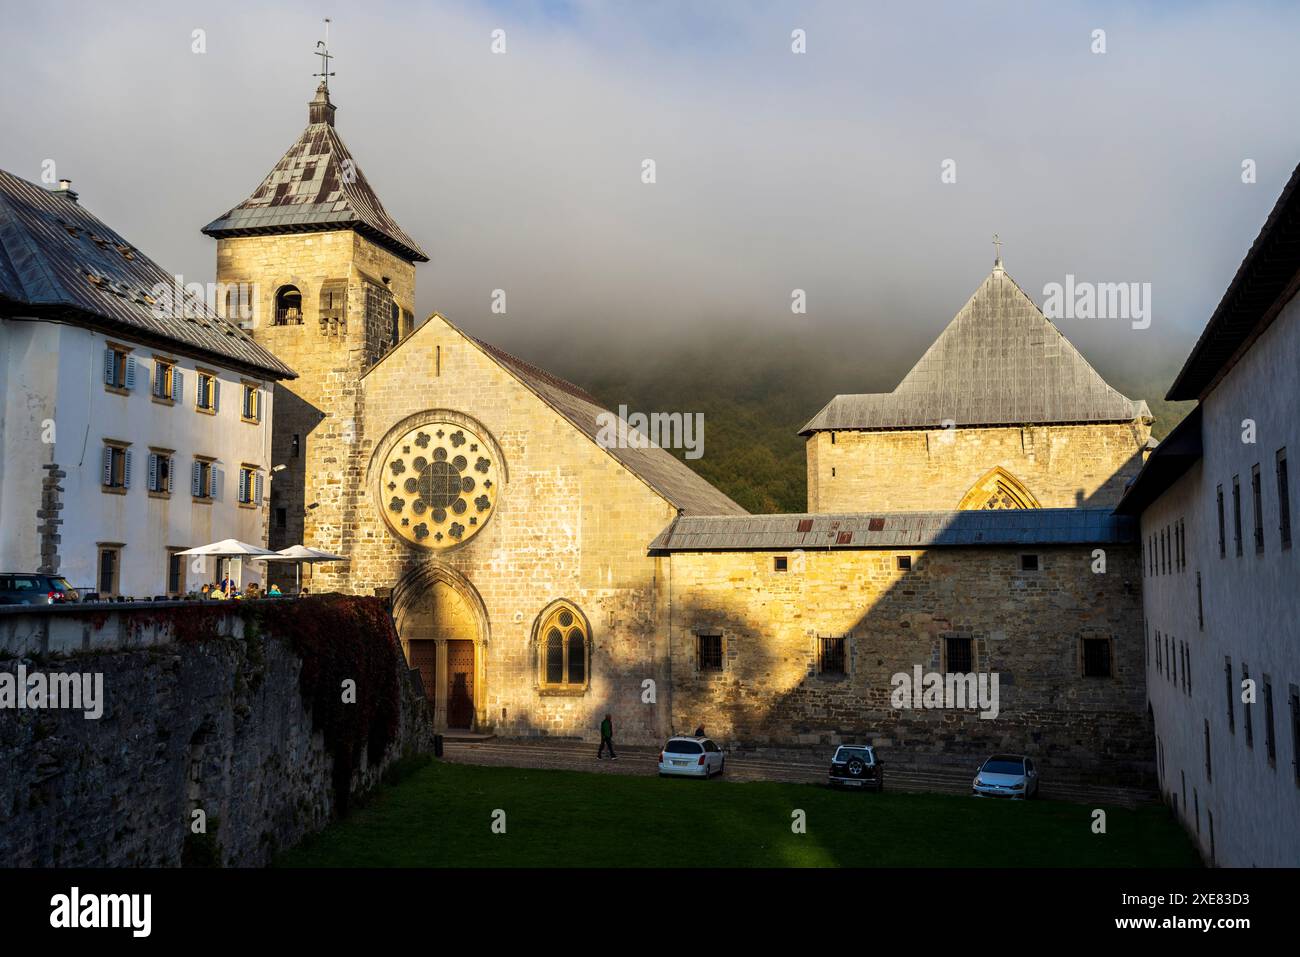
[
  {"left": 800, "top": 265, "right": 1150, "bottom": 433},
  {"left": 0, "top": 168, "right": 295, "bottom": 379},
  {"left": 649, "top": 508, "right": 1135, "bottom": 551}
]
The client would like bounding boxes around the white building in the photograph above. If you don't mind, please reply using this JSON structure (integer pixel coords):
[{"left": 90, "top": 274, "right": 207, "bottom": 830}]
[
  {"left": 0, "top": 169, "right": 296, "bottom": 598},
  {"left": 1119, "top": 163, "right": 1300, "bottom": 866}
]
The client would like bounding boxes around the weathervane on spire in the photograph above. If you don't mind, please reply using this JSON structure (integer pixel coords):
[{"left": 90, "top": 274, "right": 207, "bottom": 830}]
[
  {"left": 992, "top": 233, "right": 1004, "bottom": 267},
  {"left": 314, "top": 18, "right": 335, "bottom": 91}
]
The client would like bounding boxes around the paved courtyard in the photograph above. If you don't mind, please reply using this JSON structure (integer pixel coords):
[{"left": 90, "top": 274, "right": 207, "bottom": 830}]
[{"left": 440, "top": 737, "right": 1156, "bottom": 808}]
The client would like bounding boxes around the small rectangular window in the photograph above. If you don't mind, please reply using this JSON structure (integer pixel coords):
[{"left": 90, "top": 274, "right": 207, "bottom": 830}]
[
  {"left": 1083, "top": 638, "right": 1112, "bottom": 678},
  {"left": 1216, "top": 485, "right": 1225, "bottom": 558},
  {"left": 238, "top": 466, "right": 263, "bottom": 506},
  {"left": 275, "top": 507, "right": 288, "bottom": 530},
  {"left": 1225, "top": 657, "right": 1235, "bottom": 734},
  {"left": 1244, "top": 665, "right": 1254, "bottom": 748},
  {"left": 1204, "top": 719, "right": 1212, "bottom": 782},
  {"left": 696, "top": 633, "right": 723, "bottom": 672},
  {"left": 1196, "top": 572, "right": 1203, "bottom": 630},
  {"left": 1278, "top": 449, "right": 1292, "bottom": 550},
  {"left": 152, "top": 359, "right": 174, "bottom": 400},
  {"left": 773, "top": 556, "right": 788, "bottom": 572},
  {"left": 101, "top": 442, "right": 131, "bottom": 491},
  {"left": 1020, "top": 553, "right": 1039, "bottom": 571},
  {"left": 97, "top": 545, "right": 120, "bottom": 597},
  {"left": 819, "top": 636, "right": 847, "bottom": 675},
  {"left": 1289, "top": 688, "right": 1300, "bottom": 786},
  {"left": 1264, "top": 679, "right": 1277, "bottom": 766},
  {"left": 196, "top": 371, "right": 219, "bottom": 413},
  {"left": 147, "top": 451, "right": 173, "bottom": 495},
  {"left": 944, "top": 636, "right": 973, "bottom": 674},
  {"left": 166, "top": 548, "right": 185, "bottom": 596},
  {"left": 896, "top": 555, "right": 911, "bottom": 570},
  {"left": 241, "top": 383, "right": 260, "bottom": 423},
  {"left": 1232, "top": 476, "right": 1242, "bottom": 556},
  {"left": 1252, "top": 464, "right": 1264, "bottom": 554}
]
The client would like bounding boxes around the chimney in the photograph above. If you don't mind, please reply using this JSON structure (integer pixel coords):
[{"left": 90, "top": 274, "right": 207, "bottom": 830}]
[{"left": 49, "top": 179, "right": 79, "bottom": 203}]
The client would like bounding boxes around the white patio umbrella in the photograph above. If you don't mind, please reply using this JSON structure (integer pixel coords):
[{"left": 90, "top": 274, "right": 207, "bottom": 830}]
[
  {"left": 257, "top": 545, "right": 347, "bottom": 593},
  {"left": 177, "top": 539, "right": 278, "bottom": 589}
]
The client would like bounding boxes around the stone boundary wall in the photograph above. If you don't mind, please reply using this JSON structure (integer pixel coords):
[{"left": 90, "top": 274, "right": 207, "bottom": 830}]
[{"left": 0, "top": 599, "right": 433, "bottom": 867}]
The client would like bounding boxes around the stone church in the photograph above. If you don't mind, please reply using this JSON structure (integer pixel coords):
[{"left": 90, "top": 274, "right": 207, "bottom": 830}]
[{"left": 203, "top": 82, "right": 1156, "bottom": 776}]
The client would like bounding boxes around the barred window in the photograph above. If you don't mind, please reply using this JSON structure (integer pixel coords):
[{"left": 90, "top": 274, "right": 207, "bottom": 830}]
[
  {"left": 819, "top": 636, "right": 846, "bottom": 675},
  {"left": 944, "top": 636, "right": 972, "bottom": 674},
  {"left": 697, "top": 633, "right": 723, "bottom": 672}
]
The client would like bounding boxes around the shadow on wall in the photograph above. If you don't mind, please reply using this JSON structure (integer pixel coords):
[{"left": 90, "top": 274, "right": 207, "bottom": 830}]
[{"left": 665, "top": 518, "right": 1153, "bottom": 788}]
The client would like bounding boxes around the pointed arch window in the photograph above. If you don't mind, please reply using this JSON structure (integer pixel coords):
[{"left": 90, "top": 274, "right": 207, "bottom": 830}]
[
  {"left": 956, "top": 466, "right": 1041, "bottom": 510},
  {"left": 535, "top": 602, "right": 590, "bottom": 691}
]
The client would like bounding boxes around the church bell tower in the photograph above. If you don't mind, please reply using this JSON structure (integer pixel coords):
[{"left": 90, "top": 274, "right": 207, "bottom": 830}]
[{"left": 201, "top": 36, "right": 428, "bottom": 586}]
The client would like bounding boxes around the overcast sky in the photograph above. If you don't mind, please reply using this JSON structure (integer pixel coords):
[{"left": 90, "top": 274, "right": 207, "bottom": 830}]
[{"left": 3, "top": 0, "right": 1299, "bottom": 372}]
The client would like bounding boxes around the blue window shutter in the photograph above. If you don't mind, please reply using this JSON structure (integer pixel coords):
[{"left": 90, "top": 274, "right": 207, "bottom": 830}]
[
  {"left": 166, "top": 455, "right": 173, "bottom": 492},
  {"left": 212, "top": 379, "right": 220, "bottom": 413},
  {"left": 212, "top": 466, "right": 222, "bottom": 501},
  {"left": 124, "top": 356, "right": 136, "bottom": 390},
  {"left": 102, "top": 348, "right": 115, "bottom": 385},
  {"left": 238, "top": 469, "right": 248, "bottom": 503},
  {"left": 255, "top": 472, "right": 264, "bottom": 505},
  {"left": 123, "top": 450, "right": 132, "bottom": 488},
  {"left": 172, "top": 369, "right": 183, "bottom": 403},
  {"left": 191, "top": 460, "right": 201, "bottom": 496},
  {"left": 102, "top": 446, "right": 113, "bottom": 485},
  {"left": 148, "top": 453, "right": 158, "bottom": 491}
]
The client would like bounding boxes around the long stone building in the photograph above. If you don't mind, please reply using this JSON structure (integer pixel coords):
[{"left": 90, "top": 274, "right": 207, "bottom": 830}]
[
  {"left": 1119, "top": 162, "right": 1300, "bottom": 866},
  {"left": 201, "top": 80, "right": 1159, "bottom": 780}
]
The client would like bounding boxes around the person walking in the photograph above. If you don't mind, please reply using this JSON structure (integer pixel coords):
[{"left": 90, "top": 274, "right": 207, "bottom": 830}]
[{"left": 597, "top": 713, "right": 617, "bottom": 760}]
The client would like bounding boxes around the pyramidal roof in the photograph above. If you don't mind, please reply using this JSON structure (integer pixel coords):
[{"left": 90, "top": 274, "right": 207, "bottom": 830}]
[
  {"left": 800, "top": 263, "right": 1150, "bottom": 433},
  {"left": 202, "top": 84, "right": 428, "bottom": 263}
]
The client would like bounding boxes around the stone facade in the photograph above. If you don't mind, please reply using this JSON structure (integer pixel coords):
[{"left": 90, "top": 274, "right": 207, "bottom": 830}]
[
  {"left": 664, "top": 545, "right": 1150, "bottom": 779},
  {"left": 807, "top": 422, "right": 1150, "bottom": 513},
  {"left": 216, "top": 231, "right": 416, "bottom": 582}
]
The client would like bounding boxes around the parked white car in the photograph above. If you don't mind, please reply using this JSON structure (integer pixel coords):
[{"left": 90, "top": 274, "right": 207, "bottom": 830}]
[
  {"left": 657, "top": 736, "right": 725, "bottom": 778},
  {"left": 972, "top": 754, "right": 1040, "bottom": 799}
]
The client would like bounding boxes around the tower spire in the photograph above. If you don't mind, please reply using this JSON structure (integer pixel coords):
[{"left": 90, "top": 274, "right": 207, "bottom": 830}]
[
  {"left": 309, "top": 19, "right": 337, "bottom": 127},
  {"left": 314, "top": 18, "right": 335, "bottom": 92}
]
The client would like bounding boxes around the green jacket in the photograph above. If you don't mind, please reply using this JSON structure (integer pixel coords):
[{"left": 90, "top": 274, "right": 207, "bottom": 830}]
[{"left": 600, "top": 718, "right": 612, "bottom": 738}]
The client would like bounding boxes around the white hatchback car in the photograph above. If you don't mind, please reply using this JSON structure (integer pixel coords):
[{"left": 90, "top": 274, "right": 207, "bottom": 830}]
[{"left": 657, "top": 736, "right": 725, "bottom": 778}]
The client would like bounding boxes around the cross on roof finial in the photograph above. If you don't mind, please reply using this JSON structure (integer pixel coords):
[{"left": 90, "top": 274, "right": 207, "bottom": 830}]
[
  {"left": 992, "top": 233, "right": 1003, "bottom": 268},
  {"left": 314, "top": 18, "right": 335, "bottom": 91}
]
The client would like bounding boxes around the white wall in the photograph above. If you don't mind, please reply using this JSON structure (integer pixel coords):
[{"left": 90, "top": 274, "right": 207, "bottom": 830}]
[
  {"left": 1141, "top": 293, "right": 1300, "bottom": 867},
  {"left": 0, "top": 317, "right": 277, "bottom": 597}
]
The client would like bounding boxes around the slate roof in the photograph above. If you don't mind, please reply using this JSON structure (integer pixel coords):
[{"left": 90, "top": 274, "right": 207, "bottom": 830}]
[
  {"left": 800, "top": 265, "right": 1150, "bottom": 433},
  {"left": 202, "top": 85, "right": 429, "bottom": 264},
  {"left": 649, "top": 508, "right": 1135, "bottom": 552},
  {"left": 0, "top": 168, "right": 295, "bottom": 379},
  {"left": 469, "top": 335, "right": 747, "bottom": 517},
  {"left": 1168, "top": 160, "right": 1300, "bottom": 400}
]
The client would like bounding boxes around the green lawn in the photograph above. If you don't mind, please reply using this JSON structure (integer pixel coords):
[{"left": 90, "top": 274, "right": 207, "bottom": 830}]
[{"left": 276, "top": 760, "right": 1200, "bottom": 868}]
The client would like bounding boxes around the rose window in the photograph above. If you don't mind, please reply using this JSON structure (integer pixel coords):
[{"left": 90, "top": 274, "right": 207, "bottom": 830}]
[{"left": 381, "top": 423, "right": 498, "bottom": 548}]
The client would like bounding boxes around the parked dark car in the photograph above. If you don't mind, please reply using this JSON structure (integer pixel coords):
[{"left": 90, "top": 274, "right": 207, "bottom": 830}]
[
  {"left": 828, "top": 744, "right": 884, "bottom": 791},
  {"left": 0, "top": 573, "right": 79, "bottom": 605}
]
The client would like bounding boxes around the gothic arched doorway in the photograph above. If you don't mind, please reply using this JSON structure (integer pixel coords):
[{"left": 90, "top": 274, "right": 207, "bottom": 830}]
[{"left": 392, "top": 563, "right": 489, "bottom": 732}]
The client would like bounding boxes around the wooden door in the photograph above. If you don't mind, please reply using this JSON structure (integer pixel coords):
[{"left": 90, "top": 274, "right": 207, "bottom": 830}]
[
  {"left": 408, "top": 640, "right": 437, "bottom": 706},
  {"left": 446, "top": 639, "right": 475, "bottom": 729}
]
